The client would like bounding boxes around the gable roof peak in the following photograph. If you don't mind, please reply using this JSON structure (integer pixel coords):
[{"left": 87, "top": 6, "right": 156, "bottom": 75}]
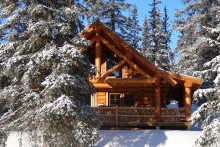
[{"left": 81, "top": 20, "right": 179, "bottom": 86}]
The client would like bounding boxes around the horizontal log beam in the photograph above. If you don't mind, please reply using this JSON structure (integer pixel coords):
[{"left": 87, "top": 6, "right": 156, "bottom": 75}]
[
  {"left": 90, "top": 82, "right": 113, "bottom": 88},
  {"left": 105, "top": 78, "right": 155, "bottom": 84},
  {"left": 161, "top": 115, "right": 186, "bottom": 118}
]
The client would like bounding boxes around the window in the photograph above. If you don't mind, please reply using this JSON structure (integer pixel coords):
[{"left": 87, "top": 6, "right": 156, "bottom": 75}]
[{"left": 109, "top": 93, "right": 120, "bottom": 106}]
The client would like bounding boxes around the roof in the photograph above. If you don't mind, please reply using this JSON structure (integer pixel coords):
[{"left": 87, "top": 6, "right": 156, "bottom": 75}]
[{"left": 80, "top": 20, "right": 203, "bottom": 91}]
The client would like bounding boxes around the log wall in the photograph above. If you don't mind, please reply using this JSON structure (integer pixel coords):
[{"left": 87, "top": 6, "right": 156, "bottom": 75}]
[
  {"left": 95, "top": 84, "right": 170, "bottom": 107},
  {"left": 96, "top": 92, "right": 107, "bottom": 106}
]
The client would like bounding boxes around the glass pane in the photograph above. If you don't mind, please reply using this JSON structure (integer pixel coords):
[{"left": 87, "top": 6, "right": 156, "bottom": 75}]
[{"left": 109, "top": 94, "right": 120, "bottom": 106}]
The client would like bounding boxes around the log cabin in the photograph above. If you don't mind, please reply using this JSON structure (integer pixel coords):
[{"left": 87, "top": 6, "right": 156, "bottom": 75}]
[{"left": 80, "top": 20, "right": 203, "bottom": 129}]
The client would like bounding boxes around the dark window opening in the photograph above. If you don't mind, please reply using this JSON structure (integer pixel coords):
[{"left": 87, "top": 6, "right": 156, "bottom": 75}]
[{"left": 124, "top": 94, "right": 135, "bottom": 107}]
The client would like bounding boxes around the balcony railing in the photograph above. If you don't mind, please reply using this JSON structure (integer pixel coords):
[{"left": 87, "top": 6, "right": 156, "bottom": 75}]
[{"left": 93, "top": 107, "right": 187, "bottom": 127}]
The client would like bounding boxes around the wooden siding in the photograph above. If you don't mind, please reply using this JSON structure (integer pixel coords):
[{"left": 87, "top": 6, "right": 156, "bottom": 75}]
[{"left": 97, "top": 92, "right": 107, "bottom": 106}]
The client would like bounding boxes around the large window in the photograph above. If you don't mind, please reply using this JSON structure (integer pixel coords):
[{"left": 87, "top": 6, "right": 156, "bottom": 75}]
[{"left": 109, "top": 93, "right": 120, "bottom": 106}]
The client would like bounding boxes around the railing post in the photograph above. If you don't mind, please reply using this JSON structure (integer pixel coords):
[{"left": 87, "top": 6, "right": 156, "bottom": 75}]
[{"left": 116, "top": 106, "right": 118, "bottom": 126}]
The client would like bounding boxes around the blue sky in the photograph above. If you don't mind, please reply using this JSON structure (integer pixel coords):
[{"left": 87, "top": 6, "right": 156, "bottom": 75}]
[
  {"left": 126, "top": 0, "right": 185, "bottom": 50},
  {"left": 0, "top": 1, "right": 185, "bottom": 49}
]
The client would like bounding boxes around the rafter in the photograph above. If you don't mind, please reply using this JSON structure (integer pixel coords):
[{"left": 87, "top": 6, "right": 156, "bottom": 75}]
[
  {"left": 100, "top": 36, "right": 151, "bottom": 79},
  {"left": 80, "top": 26, "right": 94, "bottom": 38},
  {"left": 99, "top": 60, "right": 126, "bottom": 82}
]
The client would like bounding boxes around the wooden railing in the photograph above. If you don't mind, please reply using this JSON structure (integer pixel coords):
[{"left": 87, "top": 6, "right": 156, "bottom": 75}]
[
  {"left": 161, "top": 108, "right": 186, "bottom": 122},
  {"left": 93, "top": 107, "right": 187, "bottom": 127}
]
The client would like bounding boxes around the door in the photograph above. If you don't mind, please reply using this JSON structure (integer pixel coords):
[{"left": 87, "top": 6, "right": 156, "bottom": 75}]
[{"left": 124, "top": 94, "right": 135, "bottom": 107}]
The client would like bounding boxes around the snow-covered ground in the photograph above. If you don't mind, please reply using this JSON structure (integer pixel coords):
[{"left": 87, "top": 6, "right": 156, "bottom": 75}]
[
  {"left": 96, "top": 130, "right": 201, "bottom": 147},
  {"left": 3, "top": 103, "right": 202, "bottom": 147},
  {"left": 3, "top": 130, "right": 201, "bottom": 147}
]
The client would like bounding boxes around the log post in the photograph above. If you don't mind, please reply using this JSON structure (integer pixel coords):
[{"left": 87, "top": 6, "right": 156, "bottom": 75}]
[
  {"left": 155, "top": 74, "right": 161, "bottom": 128},
  {"left": 184, "top": 82, "right": 193, "bottom": 127},
  {"left": 95, "top": 33, "right": 101, "bottom": 78}
]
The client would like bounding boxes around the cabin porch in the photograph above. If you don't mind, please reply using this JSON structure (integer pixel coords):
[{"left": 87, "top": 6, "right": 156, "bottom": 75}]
[
  {"left": 93, "top": 106, "right": 189, "bottom": 128},
  {"left": 90, "top": 80, "right": 193, "bottom": 128}
]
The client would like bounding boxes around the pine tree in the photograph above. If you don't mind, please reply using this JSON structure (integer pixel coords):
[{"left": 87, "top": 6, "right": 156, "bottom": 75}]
[
  {"left": 143, "top": 0, "right": 171, "bottom": 70},
  {"left": 161, "top": 6, "right": 172, "bottom": 69},
  {"left": 175, "top": 0, "right": 219, "bottom": 74},
  {"left": 0, "top": 0, "right": 99, "bottom": 146},
  {"left": 192, "top": 53, "right": 220, "bottom": 147},
  {"left": 141, "top": 16, "right": 151, "bottom": 56},
  {"left": 175, "top": 0, "right": 220, "bottom": 146},
  {"left": 86, "top": 0, "right": 130, "bottom": 39},
  {"left": 125, "top": 5, "right": 141, "bottom": 50},
  {"left": 144, "top": 0, "right": 161, "bottom": 64}
]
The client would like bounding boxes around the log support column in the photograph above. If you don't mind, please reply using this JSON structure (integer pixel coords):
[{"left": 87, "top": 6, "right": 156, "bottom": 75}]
[
  {"left": 184, "top": 81, "right": 193, "bottom": 130},
  {"left": 155, "top": 74, "right": 161, "bottom": 129},
  {"left": 95, "top": 32, "right": 101, "bottom": 79}
]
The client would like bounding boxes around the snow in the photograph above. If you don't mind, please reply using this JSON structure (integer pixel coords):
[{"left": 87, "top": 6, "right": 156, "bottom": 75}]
[
  {"left": 4, "top": 132, "right": 33, "bottom": 147},
  {"left": 166, "top": 101, "right": 178, "bottom": 108},
  {"left": 96, "top": 130, "right": 201, "bottom": 147},
  {"left": 3, "top": 130, "right": 201, "bottom": 147},
  {"left": 39, "top": 95, "right": 77, "bottom": 116}
]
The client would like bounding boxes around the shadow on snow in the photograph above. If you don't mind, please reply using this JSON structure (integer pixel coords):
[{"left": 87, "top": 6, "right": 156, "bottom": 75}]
[{"left": 96, "top": 130, "right": 167, "bottom": 147}]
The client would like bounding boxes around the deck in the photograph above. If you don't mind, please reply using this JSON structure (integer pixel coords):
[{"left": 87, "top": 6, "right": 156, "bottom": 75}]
[{"left": 93, "top": 107, "right": 190, "bottom": 127}]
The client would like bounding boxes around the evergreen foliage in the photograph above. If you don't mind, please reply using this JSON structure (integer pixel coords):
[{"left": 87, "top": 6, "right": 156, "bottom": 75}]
[
  {"left": 161, "top": 6, "right": 173, "bottom": 68},
  {"left": 141, "top": 16, "right": 151, "bottom": 55},
  {"left": 0, "top": 0, "right": 99, "bottom": 146},
  {"left": 125, "top": 5, "right": 141, "bottom": 50},
  {"left": 141, "top": 0, "right": 171, "bottom": 70},
  {"left": 175, "top": 0, "right": 220, "bottom": 73},
  {"left": 175, "top": 0, "right": 220, "bottom": 146},
  {"left": 86, "top": 0, "right": 131, "bottom": 40}
]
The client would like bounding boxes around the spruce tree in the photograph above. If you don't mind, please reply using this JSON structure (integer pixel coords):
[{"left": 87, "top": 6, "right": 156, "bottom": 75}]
[
  {"left": 143, "top": 0, "right": 171, "bottom": 70},
  {"left": 161, "top": 6, "right": 172, "bottom": 69},
  {"left": 175, "top": 0, "right": 219, "bottom": 73},
  {"left": 0, "top": 0, "right": 99, "bottom": 146},
  {"left": 175, "top": 0, "right": 220, "bottom": 146},
  {"left": 86, "top": 0, "right": 130, "bottom": 39},
  {"left": 141, "top": 16, "right": 151, "bottom": 56},
  {"left": 144, "top": 0, "right": 161, "bottom": 64},
  {"left": 125, "top": 5, "right": 141, "bottom": 50}
]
